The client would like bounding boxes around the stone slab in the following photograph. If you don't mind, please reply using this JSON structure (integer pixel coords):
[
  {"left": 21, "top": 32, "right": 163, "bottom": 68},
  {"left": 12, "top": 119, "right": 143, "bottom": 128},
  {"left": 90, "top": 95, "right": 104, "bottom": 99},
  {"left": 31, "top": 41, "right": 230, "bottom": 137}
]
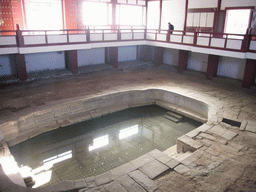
[
  {"left": 128, "top": 170, "right": 157, "bottom": 192},
  {"left": 177, "top": 135, "right": 204, "bottom": 153},
  {"left": 245, "top": 120, "right": 256, "bottom": 133},
  {"left": 174, "top": 164, "right": 190, "bottom": 174},
  {"left": 95, "top": 172, "right": 113, "bottom": 186},
  {"left": 139, "top": 159, "right": 169, "bottom": 179},
  {"left": 109, "top": 162, "right": 136, "bottom": 179},
  {"left": 130, "top": 154, "right": 154, "bottom": 169},
  {"left": 208, "top": 125, "right": 227, "bottom": 137},
  {"left": 104, "top": 181, "right": 127, "bottom": 192},
  {"left": 148, "top": 149, "right": 173, "bottom": 164},
  {"left": 52, "top": 180, "right": 74, "bottom": 192},
  {"left": 85, "top": 176, "right": 96, "bottom": 188},
  {"left": 74, "top": 179, "right": 87, "bottom": 189},
  {"left": 240, "top": 120, "right": 247, "bottom": 131},
  {"left": 221, "top": 130, "right": 238, "bottom": 141},
  {"left": 79, "top": 186, "right": 106, "bottom": 192},
  {"left": 166, "top": 158, "right": 180, "bottom": 169},
  {"left": 116, "top": 175, "right": 146, "bottom": 192}
]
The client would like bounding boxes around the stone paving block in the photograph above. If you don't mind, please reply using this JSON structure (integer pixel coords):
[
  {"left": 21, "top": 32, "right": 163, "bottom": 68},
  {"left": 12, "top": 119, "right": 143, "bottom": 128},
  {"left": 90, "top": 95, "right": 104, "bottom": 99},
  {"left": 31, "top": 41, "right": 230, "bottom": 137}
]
[
  {"left": 95, "top": 172, "right": 113, "bottom": 186},
  {"left": 109, "top": 162, "right": 136, "bottom": 179},
  {"left": 240, "top": 120, "right": 247, "bottom": 131},
  {"left": 166, "top": 158, "right": 180, "bottom": 169},
  {"left": 79, "top": 186, "right": 106, "bottom": 192},
  {"left": 198, "top": 132, "right": 217, "bottom": 141},
  {"left": 85, "top": 176, "right": 96, "bottom": 188},
  {"left": 116, "top": 175, "right": 146, "bottom": 192},
  {"left": 177, "top": 135, "right": 204, "bottom": 153},
  {"left": 221, "top": 130, "right": 238, "bottom": 140},
  {"left": 186, "top": 129, "right": 200, "bottom": 138},
  {"left": 196, "top": 124, "right": 212, "bottom": 133},
  {"left": 245, "top": 120, "right": 256, "bottom": 133},
  {"left": 52, "top": 180, "right": 74, "bottom": 192},
  {"left": 174, "top": 164, "right": 190, "bottom": 174},
  {"left": 148, "top": 149, "right": 173, "bottom": 164},
  {"left": 139, "top": 159, "right": 169, "bottom": 179},
  {"left": 208, "top": 125, "right": 227, "bottom": 137},
  {"left": 130, "top": 154, "right": 154, "bottom": 169},
  {"left": 128, "top": 170, "right": 157, "bottom": 192},
  {"left": 104, "top": 181, "right": 127, "bottom": 192},
  {"left": 74, "top": 179, "right": 87, "bottom": 189}
]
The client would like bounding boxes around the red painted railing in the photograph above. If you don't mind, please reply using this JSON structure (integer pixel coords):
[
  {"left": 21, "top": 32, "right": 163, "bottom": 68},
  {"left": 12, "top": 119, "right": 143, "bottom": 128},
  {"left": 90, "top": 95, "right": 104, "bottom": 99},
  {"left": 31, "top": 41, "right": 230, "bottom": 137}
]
[{"left": 0, "top": 25, "right": 256, "bottom": 53}]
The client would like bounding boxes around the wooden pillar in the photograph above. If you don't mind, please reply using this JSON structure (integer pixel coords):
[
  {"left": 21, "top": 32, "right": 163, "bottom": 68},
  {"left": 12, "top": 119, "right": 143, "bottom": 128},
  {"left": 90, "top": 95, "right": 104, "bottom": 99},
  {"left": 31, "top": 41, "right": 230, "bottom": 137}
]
[
  {"left": 106, "top": 47, "right": 118, "bottom": 68},
  {"left": 14, "top": 54, "right": 27, "bottom": 81},
  {"left": 65, "top": 50, "right": 78, "bottom": 74},
  {"left": 178, "top": 50, "right": 189, "bottom": 73},
  {"left": 206, "top": 54, "right": 219, "bottom": 80},
  {"left": 242, "top": 59, "right": 256, "bottom": 88},
  {"left": 138, "top": 45, "right": 150, "bottom": 62},
  {"left": 154, "top": 47, "right": 164, "bottom": 66}
]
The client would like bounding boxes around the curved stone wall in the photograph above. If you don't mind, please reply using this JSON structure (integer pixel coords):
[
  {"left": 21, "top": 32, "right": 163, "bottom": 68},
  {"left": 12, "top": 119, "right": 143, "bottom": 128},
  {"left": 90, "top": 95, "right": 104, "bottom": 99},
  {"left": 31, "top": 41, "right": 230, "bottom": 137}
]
[{"left": 0, "top": 89, "right": 210, "bottom": 147}]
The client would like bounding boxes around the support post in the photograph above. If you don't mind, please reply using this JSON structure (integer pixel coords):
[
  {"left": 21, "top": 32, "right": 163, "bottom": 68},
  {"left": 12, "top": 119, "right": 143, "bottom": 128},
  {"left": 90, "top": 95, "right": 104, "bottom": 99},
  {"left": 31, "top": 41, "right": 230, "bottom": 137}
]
[
  {"left": 178, "top": 50, "right": 189, "bottom": 73},
  {"left": 106, "top": 47, "right": 118, "bottom": 68},
  {"left": 14, "top": 54, "right": 27, "bottom": 81},
  {"left": 206, "top": 54, "right": 219, "bottom": 80},
  {"left": 65, "top": 50, "right": 78, "bottom": 74},
  {"left": 138, "top": 45, "right": 150, "bottom": 62},
  {"left": 154, "top": 47, "right": 164, "bottom": 66},
  {"left": 242, "top": 59, "right": 256, "bottom": 88}
]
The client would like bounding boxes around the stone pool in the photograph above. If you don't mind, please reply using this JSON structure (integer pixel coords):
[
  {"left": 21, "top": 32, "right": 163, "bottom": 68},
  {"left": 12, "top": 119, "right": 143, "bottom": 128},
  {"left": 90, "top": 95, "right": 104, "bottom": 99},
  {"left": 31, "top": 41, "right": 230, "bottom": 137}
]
[{"left": 10, "top": 105, "right": 202, "bottom": 187}]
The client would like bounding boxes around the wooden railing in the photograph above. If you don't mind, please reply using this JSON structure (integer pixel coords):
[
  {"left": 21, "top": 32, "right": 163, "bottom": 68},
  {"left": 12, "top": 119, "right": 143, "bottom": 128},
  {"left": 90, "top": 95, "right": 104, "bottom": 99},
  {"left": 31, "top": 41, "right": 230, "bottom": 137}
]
[{"left": 0, "top": 27, "right": 255, "bottom": 53}]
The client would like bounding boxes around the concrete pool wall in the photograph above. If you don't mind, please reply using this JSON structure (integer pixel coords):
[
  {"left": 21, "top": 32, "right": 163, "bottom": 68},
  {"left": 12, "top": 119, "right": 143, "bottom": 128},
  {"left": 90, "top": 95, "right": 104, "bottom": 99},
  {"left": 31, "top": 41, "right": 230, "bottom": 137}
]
[{"left": 0, "top": 89, "right": 212, "bottom": 147}]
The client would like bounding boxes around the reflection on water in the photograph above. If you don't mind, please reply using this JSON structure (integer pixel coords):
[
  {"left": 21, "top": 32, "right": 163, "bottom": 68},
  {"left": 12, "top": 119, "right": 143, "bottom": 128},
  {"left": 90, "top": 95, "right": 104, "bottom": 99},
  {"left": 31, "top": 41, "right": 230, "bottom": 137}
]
[{"left": 10, "top": 105, "right": 202, "bottom": 187}]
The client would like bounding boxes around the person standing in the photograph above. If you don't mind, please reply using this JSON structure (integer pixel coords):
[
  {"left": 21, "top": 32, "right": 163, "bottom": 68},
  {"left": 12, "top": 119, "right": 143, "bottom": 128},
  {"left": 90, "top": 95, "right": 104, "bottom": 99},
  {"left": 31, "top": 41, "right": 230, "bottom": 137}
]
[{"left": 168, "top": 22, "right": 174, "bottom": 34}]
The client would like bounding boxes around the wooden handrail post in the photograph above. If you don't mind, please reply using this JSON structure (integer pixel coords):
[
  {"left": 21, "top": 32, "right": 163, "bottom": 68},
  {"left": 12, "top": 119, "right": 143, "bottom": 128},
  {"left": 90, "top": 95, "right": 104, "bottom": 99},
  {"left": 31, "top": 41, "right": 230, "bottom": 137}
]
[
  {"left": 193, "top": 31, "right": 198, "bottom": 46},
  {"left": 16, "top": 24, "right": 24, "bottom": 47},
  {"left": 166, "top": 30, "right": 170, "bottom": 42},
  {"left": 86, "top": 27, "right": 90, "bottom": 42}
]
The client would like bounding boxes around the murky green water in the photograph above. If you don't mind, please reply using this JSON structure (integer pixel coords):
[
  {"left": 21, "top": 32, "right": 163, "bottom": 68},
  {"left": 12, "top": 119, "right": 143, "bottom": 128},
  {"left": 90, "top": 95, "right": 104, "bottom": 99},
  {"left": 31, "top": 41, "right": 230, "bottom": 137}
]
[{"left": 10, "top": 105, "right": 202, "bottom": 187}]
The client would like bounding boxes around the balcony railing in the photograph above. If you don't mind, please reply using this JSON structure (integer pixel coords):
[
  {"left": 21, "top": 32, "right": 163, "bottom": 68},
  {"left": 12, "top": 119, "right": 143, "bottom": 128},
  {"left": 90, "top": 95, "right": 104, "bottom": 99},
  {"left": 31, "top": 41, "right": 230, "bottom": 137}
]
[{"left": 0, "top": 26, "right": 255, "bottom": 53}]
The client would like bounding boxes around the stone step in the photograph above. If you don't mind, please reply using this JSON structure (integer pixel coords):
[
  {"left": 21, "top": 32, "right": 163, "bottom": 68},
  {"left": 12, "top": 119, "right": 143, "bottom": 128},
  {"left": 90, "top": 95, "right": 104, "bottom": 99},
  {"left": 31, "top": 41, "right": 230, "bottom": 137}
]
[
  {"left": 164, "top": 114, "right": 180, "bottom": 123},
  {"left": 166, "top": 111, "right": 183, "bottom": 119},
  {"left": 175, "top": 151, "right": 193, "bottom": 161}
]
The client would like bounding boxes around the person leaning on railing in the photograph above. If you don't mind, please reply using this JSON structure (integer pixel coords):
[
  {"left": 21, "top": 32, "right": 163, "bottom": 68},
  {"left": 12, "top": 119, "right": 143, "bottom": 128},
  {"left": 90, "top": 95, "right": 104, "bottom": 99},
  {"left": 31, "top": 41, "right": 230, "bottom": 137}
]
[{"left": 168, "top": 22, "right": 174, "bottom": 34}]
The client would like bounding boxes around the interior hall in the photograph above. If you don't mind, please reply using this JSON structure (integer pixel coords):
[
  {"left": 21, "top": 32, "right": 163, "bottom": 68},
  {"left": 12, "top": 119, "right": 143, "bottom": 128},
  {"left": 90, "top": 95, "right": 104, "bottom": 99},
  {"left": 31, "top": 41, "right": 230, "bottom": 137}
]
[{"left": 0, "top": 0, "right": 256, "bottom": 191}]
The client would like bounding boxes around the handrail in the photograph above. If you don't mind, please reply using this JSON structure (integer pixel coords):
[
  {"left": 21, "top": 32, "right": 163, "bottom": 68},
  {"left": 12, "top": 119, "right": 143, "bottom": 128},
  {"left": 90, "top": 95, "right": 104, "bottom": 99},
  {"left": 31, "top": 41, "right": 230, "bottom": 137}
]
[{"left": 0, "top": 27, "right": 255, "bottom": 53}]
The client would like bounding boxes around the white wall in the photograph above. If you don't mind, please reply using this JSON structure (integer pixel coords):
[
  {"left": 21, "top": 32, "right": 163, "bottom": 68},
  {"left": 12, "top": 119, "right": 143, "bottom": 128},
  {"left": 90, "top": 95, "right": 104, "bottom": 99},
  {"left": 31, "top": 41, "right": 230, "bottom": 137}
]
[
  {"left": 163, "top": 48, "right": 179, "bottom": 66},
  {"left": 78, "top": 48, "right": 105, "bottom": 66},
  {"left": 187, "top": 52, "right": 208, "bottom": 72},
  {"left": 25, "top": 52, "right": 65, "bottom": 72},
  {"left": 188, "top": 0, "right": 218, "bottom": 9},
  {"left": 217, "top": 57, "right": 246, "bottom": 80},
  {"left": 221, "top": 0, "right": 256, "bottom": 10},
  {"left": 161, "top": 0, "right": 186, "bottom": 31},
  {"left": 0, "top": 55, "right": 12, "bottom": 76},
  {"left": 118, "top": 46, "right": 137, "bottom": 62}
]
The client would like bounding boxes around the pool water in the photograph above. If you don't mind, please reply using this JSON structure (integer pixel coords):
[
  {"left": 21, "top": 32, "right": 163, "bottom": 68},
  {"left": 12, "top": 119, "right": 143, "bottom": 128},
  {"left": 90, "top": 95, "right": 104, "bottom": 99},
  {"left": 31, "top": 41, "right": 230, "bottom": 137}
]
[{"left": 10, "top": 105, "right": 202, "bottom": 187}]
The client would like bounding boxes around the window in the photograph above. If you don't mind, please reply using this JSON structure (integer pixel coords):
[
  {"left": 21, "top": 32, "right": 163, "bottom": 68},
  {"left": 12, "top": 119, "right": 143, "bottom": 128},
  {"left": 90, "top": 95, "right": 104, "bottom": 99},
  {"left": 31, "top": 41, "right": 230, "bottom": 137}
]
[
  {"left": 25, "top": 0, "right": 63, "bottom": 30},
  {"left": 83, "top": 2, "right": 112, "bottom": 26},
  {"left": 225, "top": 9, "right": 251, "bottom": 37},
  {"left": 116, "top": 5, "right": 145, "bottom": 26}
]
